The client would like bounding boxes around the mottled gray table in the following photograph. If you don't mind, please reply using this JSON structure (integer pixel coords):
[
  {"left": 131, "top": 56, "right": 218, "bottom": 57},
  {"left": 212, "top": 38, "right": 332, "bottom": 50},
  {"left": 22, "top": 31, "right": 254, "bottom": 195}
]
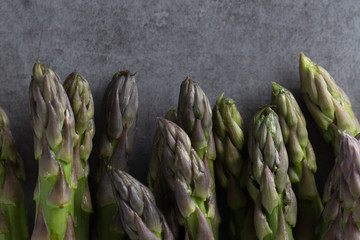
[{"left": 1, "top": 0, "right": 360, "bottom": 237}]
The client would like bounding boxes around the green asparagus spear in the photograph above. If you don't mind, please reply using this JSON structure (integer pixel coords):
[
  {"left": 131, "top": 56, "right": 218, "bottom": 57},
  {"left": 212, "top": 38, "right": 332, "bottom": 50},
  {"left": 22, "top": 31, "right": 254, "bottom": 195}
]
[
  {"left": 299, "top": 53, "right": 360, "bottom": 153},
  {"left": 148, "top": 109, "right": 177, "bottom": 190},
  {"left": 0, "top": 107, "right": 28, "bottom": 240},
  {"left": 29, "top": 62, "right": 78, "bottom": 239},
  {"left": 248, "top": 107, "right": 297, "bottom": 240},
  {"left": 96, "top": 70, "right": 138, "bottom": 239},
  {"left": 271, "top": 82, "right": 323, "bottom": 239},
  {"left": 318, "top": 131, "right": 360, "bottom": 239},
  {"left": 177, "top": 76, "right": 220, "bottom": 237},
  {"left": 108, "top": 166, "right": 175, "bottom": 240},
  {"left": 156, "top": 118, "right": 215, "bottom": 240},
  {"left": 212, "top": 94, "right": 255, "bottom": 240},
  {"left": 148, "top": 109, "right": 180, "bottom": 238},
  {"left": 63, "top": 73, "right": 95, "bottom": 239},
  {"left": 177, "top": 76, "right": 216, "bottom": 177}
]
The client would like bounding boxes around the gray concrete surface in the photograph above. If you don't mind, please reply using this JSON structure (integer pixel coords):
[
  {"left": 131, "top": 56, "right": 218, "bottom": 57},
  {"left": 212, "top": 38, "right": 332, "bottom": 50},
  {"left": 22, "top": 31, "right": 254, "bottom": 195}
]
[{"left": 1, "top": 0, "right": 360, "bottom": 238}]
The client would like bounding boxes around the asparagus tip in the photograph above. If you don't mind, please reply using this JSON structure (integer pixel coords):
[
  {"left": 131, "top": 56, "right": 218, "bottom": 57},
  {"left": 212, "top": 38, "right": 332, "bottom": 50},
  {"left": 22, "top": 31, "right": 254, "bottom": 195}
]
[
  {"left": 216, "top": 92, "right": 224, "bottom": 104},
  {"left": 299, "top": 52, "right": 315, "bottom": 70},
  {"left": 33, "top": 62, "right": 45, "bottom": 80}
]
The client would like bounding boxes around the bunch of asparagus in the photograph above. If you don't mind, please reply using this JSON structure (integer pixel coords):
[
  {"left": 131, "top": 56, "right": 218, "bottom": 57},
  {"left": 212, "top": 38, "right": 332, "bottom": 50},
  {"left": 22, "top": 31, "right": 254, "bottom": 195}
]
[{"left": 0, "top": 51, "right": 358, "bottom": 239}]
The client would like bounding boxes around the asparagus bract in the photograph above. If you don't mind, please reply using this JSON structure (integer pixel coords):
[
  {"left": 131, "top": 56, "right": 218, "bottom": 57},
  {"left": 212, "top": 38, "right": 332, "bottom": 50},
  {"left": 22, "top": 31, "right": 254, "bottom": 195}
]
[
  {"left": 64, "top": 73, "right": 95, "bottom": 239},
  {"left": 109, "top": 167, "right": 175, "bottom": 240},
  {"left": 299, "top": 53, "right": 360, "bottom": 152},
  {"left": 96, "top": 70, "right": 138, "bottom": 239},
  {"left": 319, "top": 131, "right": 360, "bottom": 239},
  {"left": 212, "top": 94, "right": 255, "bottom": 239},
  {"left": 0, "top": 107, "right": 28, "bottom": 240},
  {"left": 248, "top": 107, "right": 297, "bottom": 240},
  {"left": 29, "top": 62, "right": 77, "bottom": 239},
  {"left": 271, "top": 82, "right": 323, "bottom": 239},
  {"left": 156, "top": 118, "right": 215, "bottom": 240}
]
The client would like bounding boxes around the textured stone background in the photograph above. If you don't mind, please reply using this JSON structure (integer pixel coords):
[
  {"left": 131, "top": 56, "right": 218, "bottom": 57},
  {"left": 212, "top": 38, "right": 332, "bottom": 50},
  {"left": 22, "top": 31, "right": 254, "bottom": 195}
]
[{"left": 1, "top": 0, "right": 360, "bottom": 237}]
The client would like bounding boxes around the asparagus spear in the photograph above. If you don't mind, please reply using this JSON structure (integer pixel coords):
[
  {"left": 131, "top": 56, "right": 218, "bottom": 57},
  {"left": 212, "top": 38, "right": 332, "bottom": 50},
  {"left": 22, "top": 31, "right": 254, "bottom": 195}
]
[
  {"left": 247, "top": 107, "right": 297, "bottom": 240},
  {"left": 299, "top": 53, "right": 360, "bottom": 153},
  {"left": 148, "top": 109, "right": 180, "bottom": 238},
  {"left": 271, "top": 82, "right": 323, "bottom": 239},
  {"left": 212, "top": 94, "right": 255, "bottom": 240},
  {"left": 156, "top": 118, "right": 215, "bottom": 240},
  {"left": 148, "top": 109, "right": 177, "bottom": 190},
  {"left": 108, "top": 166, "right": 175, "bottom": 240},
  {"left": 29, "top": 62, "right": 78, "bottom": 239},
  {"left": 0, "top": 107, "right": 28, "bottom": 240},
  {"left": 177, "top": 76, "right": 216, "bottom": 177},
  {"left": 318, "top": 131, "right": 360, "bottom": 239},
  {"left": 177, "top": 76, "right": 220, "bottom": 237},
  {"left": 63, "top": 73, "right": 95, "bottom": 239},
  {"left": 96, "top": 70, "right": 138, "bottom": 239}
]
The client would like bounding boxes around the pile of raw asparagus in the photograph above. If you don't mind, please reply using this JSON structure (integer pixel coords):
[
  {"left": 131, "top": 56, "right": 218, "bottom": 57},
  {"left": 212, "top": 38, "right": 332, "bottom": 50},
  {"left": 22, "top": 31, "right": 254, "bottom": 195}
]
[{"left": 1, "top": 53, "right": 359, "bottom": 240}]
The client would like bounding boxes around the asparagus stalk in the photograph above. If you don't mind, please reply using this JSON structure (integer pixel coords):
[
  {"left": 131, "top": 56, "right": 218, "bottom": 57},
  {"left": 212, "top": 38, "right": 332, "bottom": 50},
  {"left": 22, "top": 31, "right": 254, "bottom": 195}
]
[
  {"left": 177, "top": 76, "right": 220, "bottom": 237},
  {"left": 63, "top": 73, "right": 95, "bottom": 239},
  {"left": 212, "top": 94, "right": 255, "bottom": 240},
  {"left": 318, "top": 131, "right": 360, "bottom": 239},
  {"left": 247, "top": 107, "right": 297, "bottom": 240},
  {"left": 29, "top": 62, "right": 78, "bottom": 239},
  {"left": 271, "top": 82, "right": 323, "bottom": 239},
  {"left": 96, "top": 70, "right": 138, "bottom": 239},
  {"left": 156, "top": 118, "right": 215, "bottom": 240},
  {"left": 0, "top": 107, "right": 28, "bottom": 240},
  {"left": 108, "top": 166, "right": 175, "bottom": 240},
  {"left": 299, "top": 53, "right": 360, "bottom": 153}
]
